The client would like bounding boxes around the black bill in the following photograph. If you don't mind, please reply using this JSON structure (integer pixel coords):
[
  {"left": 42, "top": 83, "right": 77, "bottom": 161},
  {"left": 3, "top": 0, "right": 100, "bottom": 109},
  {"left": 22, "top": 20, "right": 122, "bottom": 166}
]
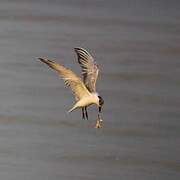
[{"left": 99, "top": 106, "right": 102, "bottom": 113}]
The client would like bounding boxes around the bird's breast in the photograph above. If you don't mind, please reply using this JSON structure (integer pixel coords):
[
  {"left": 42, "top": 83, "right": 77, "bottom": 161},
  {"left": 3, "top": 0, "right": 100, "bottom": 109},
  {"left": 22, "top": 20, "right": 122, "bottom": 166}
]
[{"left": 76, "top": 95, "right": 98, "bottom": 107}]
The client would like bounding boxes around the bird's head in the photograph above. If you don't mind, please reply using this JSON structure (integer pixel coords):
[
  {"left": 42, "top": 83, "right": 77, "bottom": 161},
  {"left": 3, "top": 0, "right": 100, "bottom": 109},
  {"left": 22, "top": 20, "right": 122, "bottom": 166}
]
[{"left": 98, "top": 96, "right": 104, "bottom": 113}]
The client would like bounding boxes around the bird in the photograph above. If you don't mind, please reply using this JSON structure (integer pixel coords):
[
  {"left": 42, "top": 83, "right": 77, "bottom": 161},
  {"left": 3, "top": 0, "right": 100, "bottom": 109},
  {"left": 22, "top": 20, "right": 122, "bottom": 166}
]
[{"left": 38, "top": 47, "right": 104, "bottom": 120}]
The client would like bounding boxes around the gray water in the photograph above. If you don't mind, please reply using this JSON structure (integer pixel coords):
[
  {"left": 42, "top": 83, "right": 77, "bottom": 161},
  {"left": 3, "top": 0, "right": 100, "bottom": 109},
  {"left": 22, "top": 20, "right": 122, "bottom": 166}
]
[{"left": 0, "top": 0, "right": 180, "bottom": 179}]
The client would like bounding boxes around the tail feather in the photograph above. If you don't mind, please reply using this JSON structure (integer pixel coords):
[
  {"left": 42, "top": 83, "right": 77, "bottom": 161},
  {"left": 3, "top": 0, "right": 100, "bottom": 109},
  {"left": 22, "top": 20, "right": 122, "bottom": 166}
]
[{"left": 68, "top": 105, "right": 78, "bottom": 113}]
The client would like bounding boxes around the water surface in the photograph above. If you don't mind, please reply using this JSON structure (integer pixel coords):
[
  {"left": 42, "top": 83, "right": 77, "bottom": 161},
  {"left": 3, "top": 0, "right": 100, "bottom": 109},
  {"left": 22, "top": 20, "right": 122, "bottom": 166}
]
[{"left": 0, "top": 0, "right": 180, "bottom": 179}]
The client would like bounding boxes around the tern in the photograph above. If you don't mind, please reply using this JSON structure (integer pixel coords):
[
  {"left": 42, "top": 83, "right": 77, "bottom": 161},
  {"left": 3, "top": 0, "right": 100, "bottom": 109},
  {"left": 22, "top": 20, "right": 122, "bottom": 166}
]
[{"left": 38, "top": 47, "right": 104, "bottom": 120}]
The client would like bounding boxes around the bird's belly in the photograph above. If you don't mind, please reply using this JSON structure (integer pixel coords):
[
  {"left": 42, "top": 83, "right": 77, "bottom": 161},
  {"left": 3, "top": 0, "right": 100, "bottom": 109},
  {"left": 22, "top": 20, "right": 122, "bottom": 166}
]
[{"left": 77, "top": 97, "right": 97, "bottom": 107}]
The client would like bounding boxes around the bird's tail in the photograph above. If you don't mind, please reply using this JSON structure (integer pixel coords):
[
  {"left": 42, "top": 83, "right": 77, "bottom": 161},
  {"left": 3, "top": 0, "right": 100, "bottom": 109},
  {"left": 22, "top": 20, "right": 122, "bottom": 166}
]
[{"left": 68, "top": 104, "right": 78, "bottom": 113}]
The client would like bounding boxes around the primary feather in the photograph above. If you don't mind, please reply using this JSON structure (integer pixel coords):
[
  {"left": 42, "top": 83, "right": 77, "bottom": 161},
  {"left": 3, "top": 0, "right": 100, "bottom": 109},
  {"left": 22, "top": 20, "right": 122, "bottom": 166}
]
[{"left": 74, "top": 47, "right": 99, "bottom": 92}]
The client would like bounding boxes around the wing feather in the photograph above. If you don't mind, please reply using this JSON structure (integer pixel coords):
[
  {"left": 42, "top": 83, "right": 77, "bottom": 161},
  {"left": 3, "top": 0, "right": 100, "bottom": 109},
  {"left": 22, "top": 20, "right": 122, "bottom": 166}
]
[
  {"left": 74, "top": 47, "right": 99, "bottom": 92},
  {"left": 38, "top": 58, "right": 90, "bottom": 100}
]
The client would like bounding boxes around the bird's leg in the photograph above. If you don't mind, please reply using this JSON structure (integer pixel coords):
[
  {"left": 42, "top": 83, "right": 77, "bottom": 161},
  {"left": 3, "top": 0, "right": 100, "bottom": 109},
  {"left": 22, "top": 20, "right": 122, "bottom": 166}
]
[
  {"left": 85, "top": 106, "right": 88, "bottom": 120},
  {"left": 82, "top": 108, "right": 85, "bottom": 120}
]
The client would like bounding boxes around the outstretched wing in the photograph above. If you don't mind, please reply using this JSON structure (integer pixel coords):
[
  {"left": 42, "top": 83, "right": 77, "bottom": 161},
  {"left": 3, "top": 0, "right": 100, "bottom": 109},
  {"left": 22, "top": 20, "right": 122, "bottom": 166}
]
[
  {"left": 38, "top": 58, "right": 90, "bottom": 100},
  {"left": 74, "top": 47, "right": 99, "bottom": 92}
]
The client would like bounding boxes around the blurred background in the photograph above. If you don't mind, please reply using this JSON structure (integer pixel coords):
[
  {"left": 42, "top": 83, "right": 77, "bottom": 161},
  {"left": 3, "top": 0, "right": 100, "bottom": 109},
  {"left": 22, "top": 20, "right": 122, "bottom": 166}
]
[{"left": 0, "top": 0, "right": 179, "bottom": 179}]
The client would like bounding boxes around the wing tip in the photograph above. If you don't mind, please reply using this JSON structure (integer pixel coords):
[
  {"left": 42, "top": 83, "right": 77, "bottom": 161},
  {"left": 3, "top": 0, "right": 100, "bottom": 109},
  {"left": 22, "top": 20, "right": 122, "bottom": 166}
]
[
  {"left": 74, "top": 47, "right": 82, "bottom": 51},
  {"left": 74, "top": 47, "right": 88, "bottom": 54},
  {"left": 38, "top": 57, "right": 47, "bottom": 63},
  {"left": 38, "top": 57, "right": 55, "bottom": 64}
]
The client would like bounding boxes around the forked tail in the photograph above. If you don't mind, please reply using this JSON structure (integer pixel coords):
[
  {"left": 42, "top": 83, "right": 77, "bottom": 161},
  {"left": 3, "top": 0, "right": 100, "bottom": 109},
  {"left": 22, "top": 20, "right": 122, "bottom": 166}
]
[{"left": 68, "top": 104, "right": 78, "bottom": 113}]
